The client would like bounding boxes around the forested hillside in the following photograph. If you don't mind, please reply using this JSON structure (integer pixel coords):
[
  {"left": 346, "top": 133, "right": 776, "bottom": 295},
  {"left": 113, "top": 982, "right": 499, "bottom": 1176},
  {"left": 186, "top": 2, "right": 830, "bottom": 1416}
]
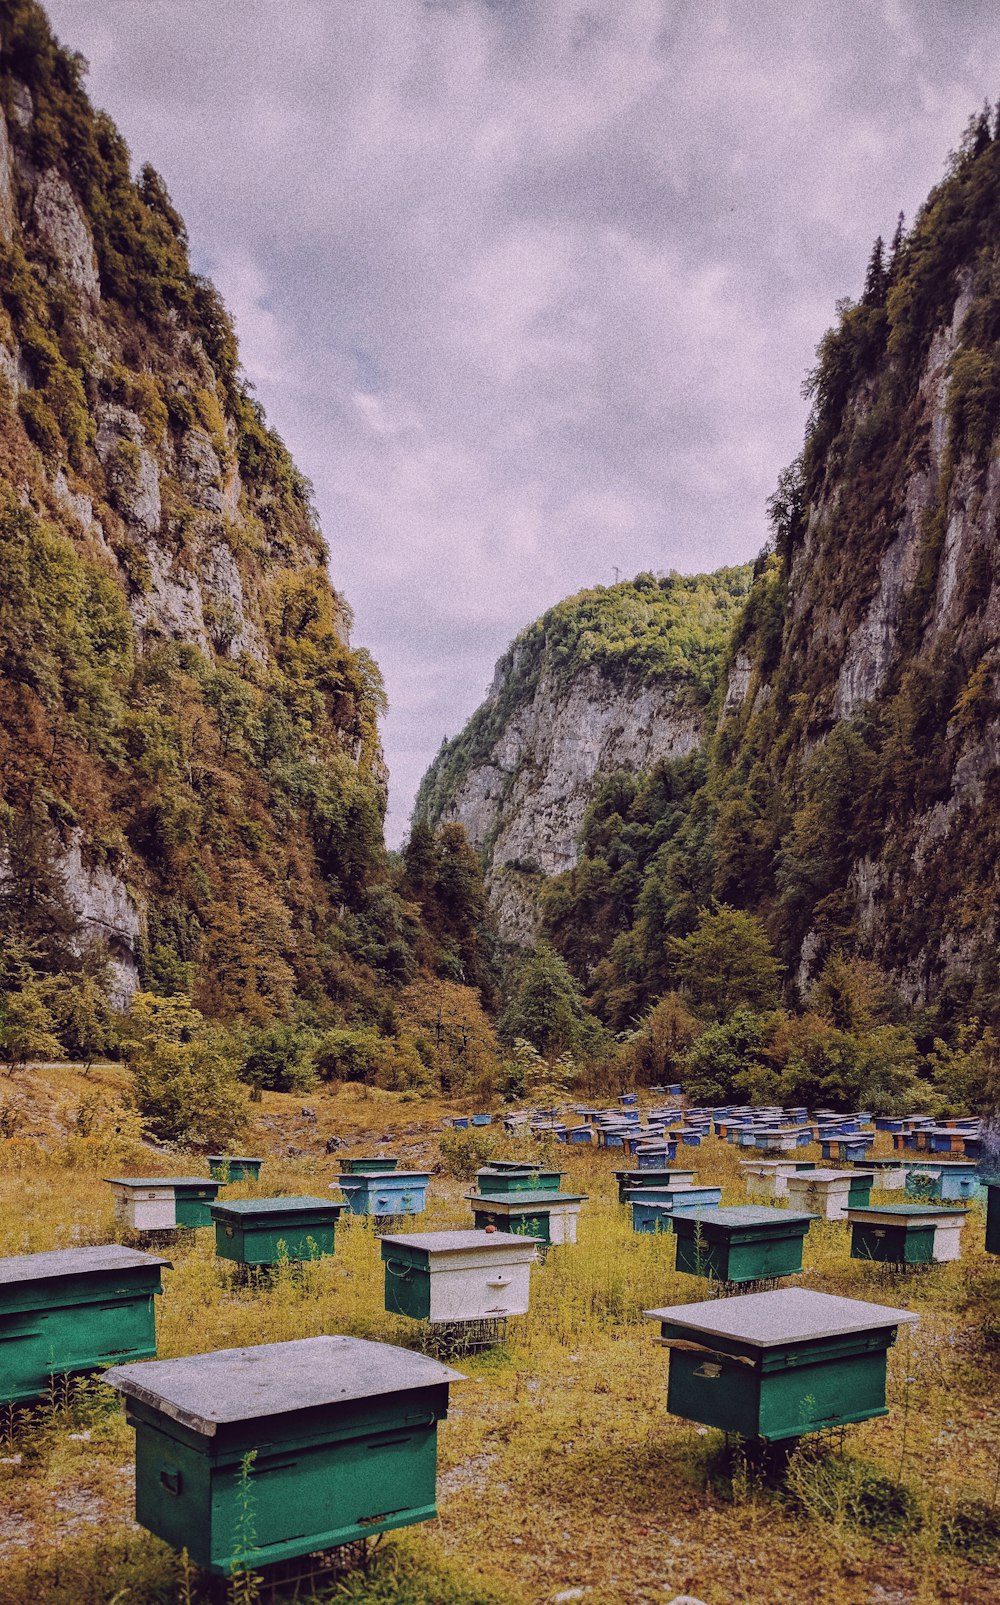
[{"left": 0, "top": 0, "right": 494, "bottom": 1104}]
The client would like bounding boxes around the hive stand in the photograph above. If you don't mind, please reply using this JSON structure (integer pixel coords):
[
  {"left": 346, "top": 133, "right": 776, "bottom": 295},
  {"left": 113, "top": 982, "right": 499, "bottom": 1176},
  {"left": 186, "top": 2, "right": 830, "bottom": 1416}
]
[
  {"left": 1, "top": 1245, "right": 169, "bottom": 1405},
  {"left": 986, "top": 1181, "right": 1000, "bottom": 1254},
  {"left": 613, "top": 1167, "right": 696, "bottom": 1205},
  {"left": 847, "top": 1204, "right": 968, "bottom": 1266},
  {"left": 211, "top": 1196, "right": 343, "bottom": 1271},
  {"left": 102, "top": 1335, "right": 464, "bottom": 1577},
  {"left": 380, "top": 1229, "right": 536, "bottom": 1353},
  {"left": 627, "top": 1184, "right": 723, "bottom": 1234},
  {"left": 671, "top": 1205, "right": 816, "bottom": 1293},
  {"left": 645, "top": 1287, "right": 918, "bottom": 1442},
  {"left": 207, "top": 1157, "right": 263, "bottom": 1183},
  {"left": 784, "top": 1169, "right": 872, "bottom": 1220},
  {"left": 466, "top": 1188, "right": 586, "bottom": 1246}
]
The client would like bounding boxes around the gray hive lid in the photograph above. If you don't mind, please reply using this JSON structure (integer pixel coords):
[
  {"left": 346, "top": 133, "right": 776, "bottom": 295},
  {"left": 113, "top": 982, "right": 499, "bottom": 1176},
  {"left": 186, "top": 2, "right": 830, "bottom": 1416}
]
[
  {"left": 786, "top": 1168, "right": 860, "bottom": 1182},
  {"left": 0, "top": 1243, "right": 171, "bottom": 1284},
  {"left": 466, "top": 1189, "right": 587, "bottom": 1205},
  {"left": 104, "top": 1176, "right": 213, "bottom": 1189},
  {"left": 103, "top": 1334, "right": 465, "bottom": 1436},
  {"left": 379, "top": 1230, "right": 534, "bottom": 1252},
  {"left": 211, "top": 1195, "right": 341, "bottom": 1218},
  {"left": 644, "top": 1287, "right": 919, "bottom": 1347},
  {"left": 206, "top": 1155, "right": 261, "bottom": 1164},
  {"left": 674, "top": 1206, "right": 817, "bottom": 1228},
  {"left": 846, "top": 1204, "right": 968, "bottom": 1220},
  {"left": 336, "top": 1170, "right": 430, "bottom": 1182}
]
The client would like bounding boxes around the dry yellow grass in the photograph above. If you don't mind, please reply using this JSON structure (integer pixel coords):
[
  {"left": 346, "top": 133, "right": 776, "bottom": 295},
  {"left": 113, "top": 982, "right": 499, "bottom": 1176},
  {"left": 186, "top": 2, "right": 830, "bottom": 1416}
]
[{"left": 0, "top": 1071, "right": 998, "bottom": 1605}]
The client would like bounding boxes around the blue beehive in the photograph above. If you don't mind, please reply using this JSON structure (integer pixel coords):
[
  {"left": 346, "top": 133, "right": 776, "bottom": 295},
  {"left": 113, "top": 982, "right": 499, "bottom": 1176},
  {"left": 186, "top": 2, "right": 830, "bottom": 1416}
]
[
  {"left": 470, "top": 1114, "right": 492, "bottom": 1127},
  {"left": 628, "top": 1184, "right": 723, "bottom": 1233},
  {"left": 905, "top": 1163, "right": 983, "bottom": 1203},
  {"left": 620, "top": 1093, "right": 639, "bottom": 1107},
  {"left": 335, "top": 1171, "right": 430, "bottom": 1219},
  {"left": 567, "top": 1125, "right": 593, "bottom": 1144}
]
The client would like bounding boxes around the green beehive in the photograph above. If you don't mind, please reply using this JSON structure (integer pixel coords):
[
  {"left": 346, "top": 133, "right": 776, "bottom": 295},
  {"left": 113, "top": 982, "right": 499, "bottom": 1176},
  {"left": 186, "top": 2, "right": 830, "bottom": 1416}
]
[
  {"left": 207, "top": 1157, "right": 263, "bottom": 1183},
  {"left": 102, "top": 1335, "right": 464, "bottom": 1574},
  {"left": 339, "top": 1157, "right": 399, "bottom": 1174},
  {"left": 1, "top": 1245, "right": 169, "bottom": 1405},
  {"left": 211, "top": 1197, "right": 342, "bottom": 1268},
  {"left": 847, "top": 1204, "right": 967, "bottom": 1266},
  {"left": 987, "top": 1182, "right": 1000, "bottom": 1255},
  {"left": 645, "top": 1288, "right": 918, "bottom": 1442},
  {"left": 613, "top": 1168, "right": 696, "bottom": 1204},
  {"left": 848, "top": 1172, "right": 874, "bottom": 1208},
  {"left": 380, "top": 1230, "right": 535, "bottom": 1322},
  {"left": 672, "top": 1206, "right": 816, "bottom": 1284},
  {"left": 467, "top": 1188, "right": 587, "bottom": 1246},
  {"left": 475, "top": 1166, "right": 563, "bottom": 1194}
]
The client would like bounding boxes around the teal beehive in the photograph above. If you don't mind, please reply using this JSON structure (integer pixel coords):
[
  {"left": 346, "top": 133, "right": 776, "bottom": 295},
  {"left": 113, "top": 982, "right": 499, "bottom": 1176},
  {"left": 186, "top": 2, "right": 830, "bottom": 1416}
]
[
  {"left": 846, "top": 1204, "right": 967, "bottom": 1267},
  {"left": 211, "top": 1197, "right": 343, "bottom": 1268},
  {"left": 475, "top": 1166, "right": 563, "bottom": 1194},
  {"left": 103, "top": 1336, "right": 464, "bottom": 1575},
  {"left": 672, "top": 1205, "right": 815, "bottom": 1284},
  {"left": 207, "top": 1157, "right": 263, "bottom": 1183},
  {"left": 645, "top": 1287, "right": 918, "bottom": 1442},
  {"left": 339, "top": 1157, "right": 399, "bottom": 1175},
  {"left": 1, "top": 1245, "right": 169, "bottom": 1404}
]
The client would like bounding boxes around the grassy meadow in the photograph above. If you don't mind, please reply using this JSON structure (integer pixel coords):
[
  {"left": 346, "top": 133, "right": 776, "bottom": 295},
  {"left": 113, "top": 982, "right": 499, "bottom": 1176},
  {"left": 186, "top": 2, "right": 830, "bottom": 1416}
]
[{"left": 0, "top": 1065, "right": 998, "bottom": 1605}]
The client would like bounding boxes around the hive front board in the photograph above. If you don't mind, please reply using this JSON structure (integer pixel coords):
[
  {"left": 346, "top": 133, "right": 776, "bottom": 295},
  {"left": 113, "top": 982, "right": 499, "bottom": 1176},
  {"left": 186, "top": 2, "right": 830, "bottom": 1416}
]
[
  {"left": 1, "top": 1244, "right": 169, "bottom": 1403},
  {"left": 103, "top": 1335, "right": 464, "bottom": 1574},
  {"left": 211, "top": 1196, "right": 342, "bottom": 1266},
  {"left": 645, "top": 1287, "right": 918, "bottom": 1441}
]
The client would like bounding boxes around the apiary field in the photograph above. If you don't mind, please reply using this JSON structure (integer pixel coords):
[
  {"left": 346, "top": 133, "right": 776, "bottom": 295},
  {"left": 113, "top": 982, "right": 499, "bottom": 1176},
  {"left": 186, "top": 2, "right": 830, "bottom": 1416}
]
[{"left": 0, "top": 1065, "right": 998, "bottom": 1605}]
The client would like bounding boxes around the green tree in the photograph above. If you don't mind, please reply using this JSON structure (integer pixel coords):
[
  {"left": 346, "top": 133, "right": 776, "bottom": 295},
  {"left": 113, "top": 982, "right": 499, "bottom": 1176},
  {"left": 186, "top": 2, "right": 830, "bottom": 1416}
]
[
  {"left": 928, "top": 1021, "right": 999, "bottom": 1117},
  {"left": 123, "top": 992, "right": 249, "bottom": 1147},
  {"left": 239, "top": 1023, "right": 318, "bottom": 1095},
  {"left": 681, "top": 1008, "right": 782, "bottom": 1105},
  {"left": 53, "top": 972, "right": 116, "bottom": 1072},
  {"left": 498, "top": 944, "right": 589, "bottom": 1059},
  {"left": 0, "top": 981, "right": 64, "bottom": 1072},
  {"left": 670, "top": 904, "right": 783, "bottom": 1020}
]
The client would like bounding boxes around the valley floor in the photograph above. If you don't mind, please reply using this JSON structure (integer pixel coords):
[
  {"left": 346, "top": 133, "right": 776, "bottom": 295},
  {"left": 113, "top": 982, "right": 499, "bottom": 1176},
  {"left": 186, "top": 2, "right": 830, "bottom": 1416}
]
[{"left": 0, "top": 1067, "right": 998, "bottom": 1605}]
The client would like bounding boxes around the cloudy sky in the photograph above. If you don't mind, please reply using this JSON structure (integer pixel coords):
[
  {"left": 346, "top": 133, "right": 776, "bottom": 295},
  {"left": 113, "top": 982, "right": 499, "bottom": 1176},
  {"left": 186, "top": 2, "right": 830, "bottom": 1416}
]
[{"left": 45, "top": 0, "right": 1000, "bottom": 843}]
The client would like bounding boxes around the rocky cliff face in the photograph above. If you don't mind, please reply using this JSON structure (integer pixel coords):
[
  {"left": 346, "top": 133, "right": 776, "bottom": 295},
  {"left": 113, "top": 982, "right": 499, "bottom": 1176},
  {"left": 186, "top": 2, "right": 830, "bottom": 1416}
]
[
  {"left": 417, "top": 571, "right": 751, "bottom": 942},
  {"left": 0, "top": 3, "right": 390, "bottom": 1015},
  {"left": 710, "top": 123, "right": 1000, "bottom": 1008}
]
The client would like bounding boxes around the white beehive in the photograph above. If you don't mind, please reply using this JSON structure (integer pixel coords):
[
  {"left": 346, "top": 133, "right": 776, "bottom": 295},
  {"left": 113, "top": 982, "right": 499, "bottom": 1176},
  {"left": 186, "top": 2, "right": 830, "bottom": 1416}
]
[
  {"left": 785, "top": 1169, "right": 855, "bottom": 1221},
  {"left": 380, "top": 1230, "right": 537, "bottom": 1322},
  {"left": 106, "top": 1179, "right": 176, "bottom": 1232}
]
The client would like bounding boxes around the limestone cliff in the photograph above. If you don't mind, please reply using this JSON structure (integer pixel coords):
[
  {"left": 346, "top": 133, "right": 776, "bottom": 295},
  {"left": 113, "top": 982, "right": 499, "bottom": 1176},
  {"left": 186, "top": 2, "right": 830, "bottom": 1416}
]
[
  {"left": 416, "top": 571, "right": 752, "bottom": 942},
  {"left": 0, "top": 2, "right": 392, "bottom": 1017}
]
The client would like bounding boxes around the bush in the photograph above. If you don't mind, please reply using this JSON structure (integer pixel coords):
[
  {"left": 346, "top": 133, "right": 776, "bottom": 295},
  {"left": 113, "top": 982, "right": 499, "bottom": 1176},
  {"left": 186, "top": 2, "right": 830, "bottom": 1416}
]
[
  {"left": 123, "top": 992, "right": 249, "bottom": 1148},
  {"left": 239, "top": 1023, "right": 317, "bottom": 1094}
]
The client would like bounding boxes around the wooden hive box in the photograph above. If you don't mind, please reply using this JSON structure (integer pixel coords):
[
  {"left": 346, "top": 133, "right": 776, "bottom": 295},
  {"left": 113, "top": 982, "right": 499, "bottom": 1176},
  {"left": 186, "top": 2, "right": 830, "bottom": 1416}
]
[
  {"left": 466, "top": 1188, "right": 586, "bottom": 1245},
  {"left": 103, "top": 1336, "right": 463, "bottom": 1574},
  {"left": 106, "top": 1176, "right": 222, "bottom": 1231},
  {"left": 334, "top": 1171, "right": 430, "bottom": 1218},
  {"left": 475, "top": 1166, "right": 563, "bottom": 1195},
  {"left": 672, "top": 1205, "right": 816, "bottom": 1283},
  {"left": 208, "top": 1157, "right": 263, "bottom": 1183},
  {"left": 645, "top": 1287, "right": 917, "bottom": 1441},
  {"left": 846, "top": 1204, "right": 967, "bottom": 1266},
  {"left": 380, "top": 1230, "right": 536, "bottom": 1322},
  {"left": 1, "top": 1245, "right": 169, "bottom": 1404},
  {"left": 627, "top": 1184, "right": 722, "bottom": 1233},
  {"left": 211, "top": 1197, "right": 343, "bottom": 1267}
]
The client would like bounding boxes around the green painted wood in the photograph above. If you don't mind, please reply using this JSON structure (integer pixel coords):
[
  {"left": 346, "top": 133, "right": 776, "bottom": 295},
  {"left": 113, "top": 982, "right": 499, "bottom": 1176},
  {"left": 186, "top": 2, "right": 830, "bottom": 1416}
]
[
  {"left": 339, "top": 1158, "right": 398, "bottom": 1174},
  {"left": 172, "top": 1181, "right": 222, "bottom": 1228},
  {"left": 672, "top": 1207, "right": 813, "bottom": 1283},
  {"left": 212, "top": 1198, "right": 340, "bottom": 1267},
  {"left": 847, "top": 1176, "right": 873, "bottom": 1208},
  {"left": 381, "top": 1243, "right": 431, "bottom": 1320},
  {"left": 110, "top": 1337, "right": 460, "bottom": 1575},
  {"left": 475, "top": 1168, "right": 563, "bottom": 1194},
  {"left": 663, "top": 1337, "right": 892, "bottom": 1440},
  {"left": 472, "top": 1207, "right": 550, "bottom": 1244},
  {"left": 1, "top": 1258, "right": 165, "bottom": 1405},
  {"left": 850, "top": 1219, "right": 935, "bottom": 1265},
  {"left": 208, "top": 1158, "right": 262, "bottom": 1182}
]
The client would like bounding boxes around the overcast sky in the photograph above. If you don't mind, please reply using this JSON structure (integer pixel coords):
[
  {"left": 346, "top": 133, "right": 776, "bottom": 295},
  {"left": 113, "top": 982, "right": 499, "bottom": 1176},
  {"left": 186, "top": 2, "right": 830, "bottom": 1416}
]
[{"left": 45, "top": 0, "right": 1000, "bottom": 844}]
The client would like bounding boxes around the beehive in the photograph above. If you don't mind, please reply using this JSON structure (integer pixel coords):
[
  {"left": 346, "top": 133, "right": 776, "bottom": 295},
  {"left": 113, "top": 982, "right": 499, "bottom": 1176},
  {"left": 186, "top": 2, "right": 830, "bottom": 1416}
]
[
  {"left": 904, "top": 1162, "right": 983, "bottom": 1203},
  {"left": 474, "top": 1166, "right": 563, "bottom": 1194},
  {"left": 846, "top": 1204, "right": 967, "bottom": 1266},
  {"left": 0, "top": 1245, "right": 169, "bottom": 1404},
  {"left": 613, "top": 1167, "right": 696, "bottom": 1204},
  {"left": 380, "top": 1230, "right": 536, "bottom": 1322},
  {"left": 102, "top": 1336, "right": 463, "bottom": 1574},
  {"left": 207, "top": 1157, "right": 263, "bottom": 1183},
  {"left": 986, "top": 1181, "right": 1000, "bottom": 1255},
  {"left": 211, "top": 1197, "right": 343, "bottom": 1267},
  {"left": 466, "top": 1188, "right": 586, "bottom": 1245},
  {"left": 785, "top": 1169, "right": 869, "bottom": 1221},
  {"left": 645, "top": 1287, "right": 918, "bottom": 1441},
  {"left": 741, "top": 1160, "right": 816, "bottom": 1201},
  {"left": 334, "top": 1171, "right": 430, "bottom": 1218},
  {"left": 106, "top": 1176, "right": 223, "bottom": 1231},
  {"left": 846, "top": 1157, "right": 909, "bottom": 1191},
  {"left": 339, "top": 1157, "right": 399, "bottom": 1175},
  {"left": 627, "top": 1184, "right": 723, "bottom": 1233},
  {"left": 672, "top": 1205, "right": 815, "bottom": 1283}
]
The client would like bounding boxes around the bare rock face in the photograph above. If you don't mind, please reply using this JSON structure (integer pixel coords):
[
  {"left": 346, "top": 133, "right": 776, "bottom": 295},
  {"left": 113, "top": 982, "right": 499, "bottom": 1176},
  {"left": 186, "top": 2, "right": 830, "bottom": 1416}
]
[
  {"left": 0, "top": 111, "right": 15, "bottom": 241},
  {"left": 436, "top": 660, "right": 705, "bottom": 942},
  {"left": 32, "top": 169, "right": 101, "bottom": 306},
  {"left": 58, "top": 834, "right": 143, "bottom": 1008}
]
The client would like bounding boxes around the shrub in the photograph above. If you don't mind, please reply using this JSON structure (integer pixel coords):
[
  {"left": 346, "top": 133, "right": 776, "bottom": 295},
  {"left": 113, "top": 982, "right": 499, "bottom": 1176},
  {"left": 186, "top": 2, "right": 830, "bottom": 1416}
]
[{"left": 123, "top": 992, "right": 249, "bottom": 1147}]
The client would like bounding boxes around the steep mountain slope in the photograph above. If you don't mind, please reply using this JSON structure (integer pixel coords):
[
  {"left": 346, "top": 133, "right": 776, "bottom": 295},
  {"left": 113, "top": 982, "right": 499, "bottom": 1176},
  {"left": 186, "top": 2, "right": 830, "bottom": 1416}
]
[
  {"left": 416, "top": 569, "right": 752, "bottom": 941},
  {"left": 0, "top": 2, "right": 395, "bottom": 1017},
  {"left": 710, "top": 112, "right": 1000, "bottom": 1011}
]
